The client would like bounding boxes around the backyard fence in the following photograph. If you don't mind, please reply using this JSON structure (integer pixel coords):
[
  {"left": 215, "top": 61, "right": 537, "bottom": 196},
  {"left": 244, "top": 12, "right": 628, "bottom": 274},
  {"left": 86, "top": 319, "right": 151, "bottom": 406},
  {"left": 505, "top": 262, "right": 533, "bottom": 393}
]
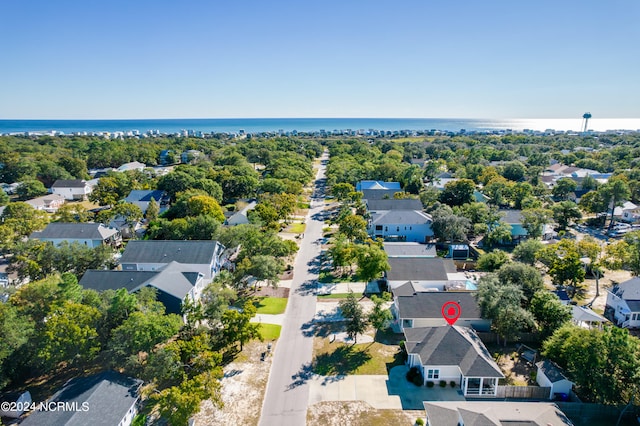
[{"left": 496, "top": 385, "right": 551, "bottom": 400}]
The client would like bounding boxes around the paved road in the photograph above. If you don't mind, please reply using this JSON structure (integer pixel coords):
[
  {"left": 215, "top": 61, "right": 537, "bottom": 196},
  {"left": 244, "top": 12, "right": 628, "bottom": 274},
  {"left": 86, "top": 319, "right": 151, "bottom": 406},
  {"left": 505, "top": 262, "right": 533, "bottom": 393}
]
[{"left": 259, "top": 152, "right": 328, "bottom": 426}]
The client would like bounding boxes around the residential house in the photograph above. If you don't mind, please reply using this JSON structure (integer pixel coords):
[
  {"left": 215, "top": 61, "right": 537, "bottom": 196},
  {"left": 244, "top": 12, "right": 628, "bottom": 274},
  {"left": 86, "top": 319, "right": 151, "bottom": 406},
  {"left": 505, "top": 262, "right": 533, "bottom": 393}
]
[
  {"left": 365, "top": 198, "right": 423, "bottom": 212},
  {"left": 119, "top": 240, "right": 225, "bottom": 280},
  {"left": 0, "top": 182, "right": 20, "bottom": 195},
  {"left": 404, "top": 326, "right": 503, "bottom": 395},
  {"left": 385, "top": 257, "right": 459, "bottom": 290},
  {"left": 226, "top": 201, "right": 257, "bottom": 226},
  {"left": 552, "top": 290, "right": 571, "bottom": 305},
  {"left": 498, "top": 209, "right": 554, "bottom": 243},
  {"left": 31, "top": 223, "right": 121, "bottom": 248},
  {"left": 614, "top": 201, "right": 639, "bottom": 222},
  {"left": 356, "top": 180, "right": 402, "bottom": 200},
  {"left": 24, "top": 193, "right": 66, "bottom": 213},
  {"left": 383, "top": 242, "right": 437, "bottom": 258},
  {"left": 80, "top": 261, "right": 206, "bottom": 314},
  {"left": 181, "top": 149, "right": 203, "bottom": 164},
  {"left": 423, "top": 401, "right": 573, "bottom": 426},
  {"left": 116, "top": 161, "right": 146, "bottom": 172},
  {"left": 124, "top": 189, "right": 170, "bottom": 214},
  {"left": 425, "top": 174, "right": 489, "bottom": 203},
  {"left": 392, "top": 287, "right": 490, "bottom": 332},
  {"left": 605, "top": 277, "right": 640, "bottom": 328},
  {"left": 571, "top": 305, "right": 608, "bottom": 329},
  {"left": 20, "top": 371, "right": 142, "bottom": 426},
  {"left": 368, "top": 209, "right": 434, "bottom": 242},
  {"left": 536, "top": 360, "right": 575, "bottom": 400},
  {"left": 51, "top": 179, "right": 93, "bottom": 200}
]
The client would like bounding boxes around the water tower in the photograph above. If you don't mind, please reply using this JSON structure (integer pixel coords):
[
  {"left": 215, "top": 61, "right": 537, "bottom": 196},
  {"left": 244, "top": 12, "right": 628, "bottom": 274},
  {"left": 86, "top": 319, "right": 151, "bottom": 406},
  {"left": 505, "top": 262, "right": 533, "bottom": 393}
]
[{"left": 582, "top": 112, "right": 592, "bottom": 132}]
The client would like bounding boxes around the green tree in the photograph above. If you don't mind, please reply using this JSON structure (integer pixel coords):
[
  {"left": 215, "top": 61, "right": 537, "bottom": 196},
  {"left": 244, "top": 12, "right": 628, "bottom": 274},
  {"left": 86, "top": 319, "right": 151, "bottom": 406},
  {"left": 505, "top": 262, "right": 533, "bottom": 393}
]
[
  {"left": 0, "top": 303, "right": 35, "bottom": 387},
  {"left": 235, "top": 255, "right": 283, "bottom": 288},
  {"left": 220, "top": 302, "right": 262, "bottom": 351},
  {"left": 186, "top": 195, "right": 225, "bottom": 222},
  {"left": 0, "top": 188, "right": 9, "bottom": 206},
  {"left": 1, "top": 202, "right": 48, "bottom": 238},
  {"left": 331, "top": 183, "right": 355, "bottom": 201},
  {"left": 152, "top": 373, "right": 222, "bottom": 426},
  {"left": 339, "top": 291, "right": 368, "bottom": 344},
  {"left": 521, "top": 207, "right": 553, "bottom": 239},
  {"left": 501, "top": 161, "right": 526, "bottom": 182},
  {"left": 512, "top": 238, "right": 544, "bottom": 265},
  {"left": 145, "top": 198, "right": 160, "bottom": 221},
  {"left": 529, "top": 290, "right": 571, "bottom": 338},
  {"left": 552, "top": 178, "right": 578, "bottom": 200},
  {"left": 16, "top": 179, "right": 47, "bottom": 200},
  {"left": 55, "top": 203, "right": 90, "bottom": 222},
  {"left": 431, "top": 212, "right": 471, "bottom": 243},
  {"left": 355, "top": 243, "right": 390, "bottom": 282},
  {"left": 542, "top": 325, "right": 640, "bottom": 404},
  {"left": 477, "top": 250, "right": 510, "bottom": 272},
  {"left": 368, "top": 295, "right": 392, "bottom": 332},
  {"left": 338, "top": 214, "right": 368, "bottom": 242},
  {"left": 439, "top": 179, "right": 476, "bottom": 207},
  {"left": 496, "top": 262, "right": 544, "bottom": 306},
  {"left": 36, "top": 301, "right": 101, "bottom": 371},
  {"left": 537, "top": 240, "right": 586, "bottom": 297},
  {"left": 201, "top": 281, "right": 237, "bottom": 328},
  {"left": 599, "top": 178, "right": 631, "bottom": 230},
  {"left": 328, "top": 235, "right": 357, "bottom": 275},
  {"left": 484, "top": 222, "right": 512, "bottom": 248},
  {"left": 551, "top": 201, "right": 582, "bottom": 230}
]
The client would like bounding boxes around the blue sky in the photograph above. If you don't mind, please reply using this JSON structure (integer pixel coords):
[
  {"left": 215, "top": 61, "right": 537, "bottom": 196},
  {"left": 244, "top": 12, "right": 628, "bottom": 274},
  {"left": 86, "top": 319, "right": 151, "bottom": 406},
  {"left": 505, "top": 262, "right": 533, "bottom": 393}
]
[{"left": 1, "top": 0, "right": 638, "bottom": 119}]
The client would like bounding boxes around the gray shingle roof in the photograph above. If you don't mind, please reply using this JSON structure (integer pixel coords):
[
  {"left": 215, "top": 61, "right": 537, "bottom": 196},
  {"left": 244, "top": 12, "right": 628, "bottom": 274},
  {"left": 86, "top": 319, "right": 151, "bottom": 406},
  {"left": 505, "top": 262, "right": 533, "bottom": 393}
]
[
  {"left": 396, "top": 291, "right": 481, "bottom": 319},
  {"left": 536, "top": 360, "right": 573, "bottom": 384},
  {"left": 611, "top": 277, "right": 640, "bottom": 301},
  {"left": 383, "top": 242, "right": 436, "bottom": 257},
  {"left": 366, "top": 198, "right": 423, "bottom": 211},
  {"left": 51, "top": 179, "right": 87, "bottom": 188},
  {"left": 498, "top": 209, "right": 524, "bottom": 224},
  {"left": 120, "top": 240, "right": 219, "bottom": 265},
  {"left": 20, "top": 371, "right": 142, "bottom": 426},
  {"left": 386, "top": 257, "right": 455, "bottom": 282},
  {"left": 404, "top": 326, "right": 503, "bottom": 377},
  {"left": 361, "top": 188, "right": 400, "bottom": 200},
  {"left": 371, "top": 210, "right": 432, "bottom": 226},
  {"left": 31, "top": 223, "right": 119, "bottom": 240},
  {"left": 125, "top": 189, "right": 167, "bottom": 203},
  {"left": 423, "top": 402, "right": 574, "bottom": 426},
  {"left": 79, "top": 270, "right": 156, "bottom": 292}
]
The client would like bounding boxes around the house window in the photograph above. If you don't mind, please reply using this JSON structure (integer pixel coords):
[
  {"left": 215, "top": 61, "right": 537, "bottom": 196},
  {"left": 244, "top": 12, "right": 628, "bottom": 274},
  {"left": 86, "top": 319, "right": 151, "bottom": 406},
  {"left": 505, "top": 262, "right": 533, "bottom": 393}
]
[
  {"left": 396, "top": 226, "right": 400, "bottom": 232},
  {"left": 375, "top": 225, "right": 383, "bottom": 231},
  {"left": 385, "top": 226, "right": 388, "bottom": 232},
  {"left": 427, "top": 369, "right": 440, "bottom": 379},
  {"left": 633, "top": 313, "right": 640, "bottom": 321}
]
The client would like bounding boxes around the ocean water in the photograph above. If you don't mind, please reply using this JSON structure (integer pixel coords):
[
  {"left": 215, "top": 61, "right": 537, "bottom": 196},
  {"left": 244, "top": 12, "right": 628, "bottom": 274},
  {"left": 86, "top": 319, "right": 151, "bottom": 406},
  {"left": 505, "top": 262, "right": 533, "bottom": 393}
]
[{"left": 0, "top": 118, "right": 639, "bottom": 134}]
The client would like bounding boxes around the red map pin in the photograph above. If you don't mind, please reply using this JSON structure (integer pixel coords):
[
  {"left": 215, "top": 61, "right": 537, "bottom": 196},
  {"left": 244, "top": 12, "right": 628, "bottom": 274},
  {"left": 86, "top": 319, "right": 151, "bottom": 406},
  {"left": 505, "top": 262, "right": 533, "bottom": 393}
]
[{"left": 441, "top": 301, "right": 461, "bottom": 326}]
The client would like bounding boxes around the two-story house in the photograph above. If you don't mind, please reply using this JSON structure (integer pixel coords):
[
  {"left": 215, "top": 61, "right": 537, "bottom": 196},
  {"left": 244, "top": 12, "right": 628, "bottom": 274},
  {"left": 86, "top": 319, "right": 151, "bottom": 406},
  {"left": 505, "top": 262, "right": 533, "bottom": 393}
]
[
  {"left": 30, "top": 222, "right": 121, "bottom": 248},
  {"left": 606, "top": 277, "right": 640, "bottom": 329},
  {"left": 51, "top": 179, "right": 93, "bottom": 200}
]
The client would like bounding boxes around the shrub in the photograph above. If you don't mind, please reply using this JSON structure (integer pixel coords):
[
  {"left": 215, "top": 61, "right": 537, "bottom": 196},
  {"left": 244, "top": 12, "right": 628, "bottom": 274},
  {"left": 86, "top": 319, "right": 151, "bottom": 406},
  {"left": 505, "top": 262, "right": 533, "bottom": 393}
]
[
  {"left": 439, "top": 380, "right": 447, "bottom": 388},
  {"left": 450, "top": 381, "right": 456, "bottom": 388},
  {"left": 413, "top": 373, "right": 423, "bottom": 387},
  {"left": 415, "top": 418, "right": 425, "bottom": 426},
  {"left": 426, "top": 381, "right": 434, "bottom": 388},
  {"left": 406, "top": 366, "right": 418, "bottom": 383}
]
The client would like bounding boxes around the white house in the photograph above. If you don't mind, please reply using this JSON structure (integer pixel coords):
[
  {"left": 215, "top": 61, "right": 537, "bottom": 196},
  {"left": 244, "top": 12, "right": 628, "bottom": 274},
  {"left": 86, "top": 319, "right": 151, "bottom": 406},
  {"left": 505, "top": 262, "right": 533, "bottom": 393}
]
[
  {"left": 24, "top": 193, "right": 66, "bottom": 213},
  {"left": 405, "top": 326, "right": 504, "bottom": 396},
  {"left": 606, "top": 277, "right": 640, "bottom": 329},
  {"left": 392, "top": 287, "right": 491, "bottom": 332},
  {"left": 51, "top": 179, "right": 93, "bottom": 200},
  {"left": 536, "top": 360, "right": 574, "bottom": 399},
  {"left": 116, "top": 161, "right": 146, "bottom": 172},
  {"left": 30, "top": 223, "right": 121, "bottom": 248},
  {"left": 571, "top": 305, "right": 608, "bottom": 329},
  {"left": 119, "top": 240, "right": 225, "bottom": 280},
  {"left": 226, "top": 201, "right": 257, "bottom": 226}
]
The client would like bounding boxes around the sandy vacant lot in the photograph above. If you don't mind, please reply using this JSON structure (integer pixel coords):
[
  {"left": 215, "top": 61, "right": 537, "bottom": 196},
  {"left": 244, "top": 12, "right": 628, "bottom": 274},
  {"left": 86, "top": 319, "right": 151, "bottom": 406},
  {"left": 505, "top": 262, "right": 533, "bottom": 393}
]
[{"left": 308, "top": 401, "right": 424, "bottom": 426}]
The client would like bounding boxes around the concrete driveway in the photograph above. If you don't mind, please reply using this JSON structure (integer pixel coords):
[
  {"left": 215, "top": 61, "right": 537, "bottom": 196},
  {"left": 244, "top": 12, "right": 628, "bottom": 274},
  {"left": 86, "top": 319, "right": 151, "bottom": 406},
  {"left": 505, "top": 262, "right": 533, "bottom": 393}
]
[{"left": 308, "top": 366, "right": 465, "bottom": 410}]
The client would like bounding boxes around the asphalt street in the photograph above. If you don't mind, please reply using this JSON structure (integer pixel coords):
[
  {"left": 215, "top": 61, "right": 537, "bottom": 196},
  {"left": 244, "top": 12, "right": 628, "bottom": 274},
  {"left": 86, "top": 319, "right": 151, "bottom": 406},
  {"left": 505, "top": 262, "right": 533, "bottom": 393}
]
[{"left": 259, "top": 152, "right": 328, "bottom": 426}]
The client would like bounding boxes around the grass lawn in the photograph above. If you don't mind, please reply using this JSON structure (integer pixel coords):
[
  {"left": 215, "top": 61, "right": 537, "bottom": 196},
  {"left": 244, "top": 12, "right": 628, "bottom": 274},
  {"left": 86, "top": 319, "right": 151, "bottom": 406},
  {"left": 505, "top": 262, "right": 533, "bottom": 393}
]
[
  {"left": 312, "top": 334, "right": 403, "bottom": 376},
  {"left": 253, "top": 297, "right": 288, "bottom": 314},
  {"left": 258, "top": 323, "right": 282, "bottom": 340},
  {"left": 287, "top": 222, "right": 306, "bottom": 234},
  {"left": 317, "top": 293, "right": 353, "bottom": 299}
]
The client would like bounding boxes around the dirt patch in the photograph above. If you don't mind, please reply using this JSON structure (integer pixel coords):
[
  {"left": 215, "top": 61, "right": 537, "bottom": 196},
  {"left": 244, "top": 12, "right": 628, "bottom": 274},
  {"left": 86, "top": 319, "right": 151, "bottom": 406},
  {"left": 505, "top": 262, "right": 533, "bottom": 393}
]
[
  {"left": 489, "top": 345, "right": 537, "bottom": 386},
  {"left": 307, "top": 401, "right": 424, "bottom": 426},
  {"left": 193, "top": 340, "right": 274, "bottom": 426},
  {"left": 249, "top": 286, "right": 290, "bottom": 298}
]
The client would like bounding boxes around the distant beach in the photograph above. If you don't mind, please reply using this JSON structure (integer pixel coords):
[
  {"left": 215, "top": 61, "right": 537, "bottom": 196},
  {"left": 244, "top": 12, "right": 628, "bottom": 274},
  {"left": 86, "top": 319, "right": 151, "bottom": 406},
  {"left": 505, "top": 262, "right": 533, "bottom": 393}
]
[{"left": 1, "top": 118, "right": 639, "bottom": 135}]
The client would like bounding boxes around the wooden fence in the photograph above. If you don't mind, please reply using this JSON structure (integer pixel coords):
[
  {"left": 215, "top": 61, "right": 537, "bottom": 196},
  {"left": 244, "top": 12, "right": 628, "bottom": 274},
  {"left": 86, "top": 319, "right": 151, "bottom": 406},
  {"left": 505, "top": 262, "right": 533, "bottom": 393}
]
[{"left": 496, "top": 385, "right": 551, "bottom": 400}]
